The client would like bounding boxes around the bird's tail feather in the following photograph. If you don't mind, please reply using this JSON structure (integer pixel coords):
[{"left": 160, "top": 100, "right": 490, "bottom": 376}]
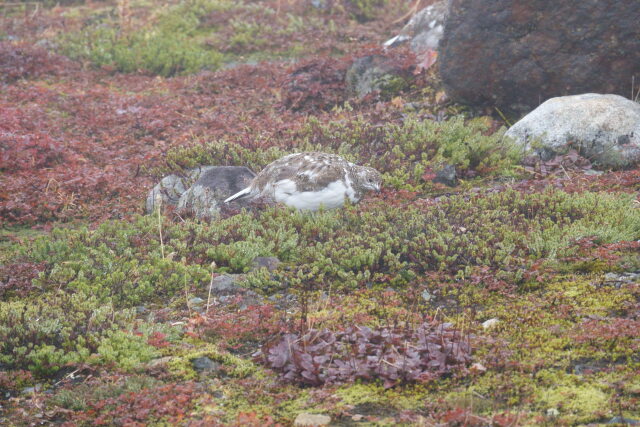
[{"left": 224, "top": 187, "right": 252, "bottom": 203}]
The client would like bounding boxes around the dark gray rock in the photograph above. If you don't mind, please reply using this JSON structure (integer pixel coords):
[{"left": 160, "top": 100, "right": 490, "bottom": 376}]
[
  {"left": 146, "top": 167, "right": 214, "bottom": 213},
  {"left": 191, "top": 356, "right": 221, "bottom": 373},
  {"left": 439, "top": 0, "right": 640, "bottom": 114},
  {"left": 209, "top": 274, "right": 243, "bottom": 295},
  {"left": 506, "top": 94, "right": 640, "bottom": 169},
  {"left": 177, "top": 166, "right": 256, "bottom": 219},
  {"left": 432, "top": 164, "right": 457, "bottom": 186},
  {"left": 205, "top": 274, "right": 265, "bottom": 309},
  {"left": 251, "top": 256, "right": 281, "bottom": 272}
]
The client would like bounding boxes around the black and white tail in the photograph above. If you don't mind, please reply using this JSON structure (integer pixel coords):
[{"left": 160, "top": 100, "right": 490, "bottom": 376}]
[{"left": 224, "top": 187, "right": 252, "bottom": 203}]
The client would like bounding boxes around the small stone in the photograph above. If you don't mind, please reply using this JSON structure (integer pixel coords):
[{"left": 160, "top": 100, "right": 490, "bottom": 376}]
[
  {"left": 421, "top": 290, "right": 433, "bottom": 302},
  {"left": 209, "top": 274, "right": 242, "bottom": 295},
  {"left": 251, "top": 256, "right": 281, "bottom": 272},
  {"left": 189, "top": 297, "right": 205, "bottom": 306},
  {"left": 294, "top": 413, "right": 331, "bottom": 426},
  {"left": 546, "top": 408, "right": 559, "bottom": 418},
  {"left": 22, "top": 384, "right": 42, "bottom": 394},
  {"left": 191, "top": 357, "right": 221, "bottom": 373},
  {"left": 352, "top": 414, "right": 364, "bottom": 421},
  {"left": 310, "top": 0, "right": 328, "bottom": 9},
  {"left": 147, "top": 356, "right": 173, "bottom": 369},
  {"left": 608, "top": 416, "right": 640, "bottom": 425},
  {"left": 583, "top": 169, "right": 603, "bottom": 176},
  {"left": 432, "top": 164, "right": 457, "bottom": 187},
  {"left": 482, "top": 318, "right": 500, "bottom": 329},
  {"left": 470, "top": 362, "right": 487, "bottom": 373}
]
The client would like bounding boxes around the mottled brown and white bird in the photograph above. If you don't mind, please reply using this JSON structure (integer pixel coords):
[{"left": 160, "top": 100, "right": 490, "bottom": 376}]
[{"left": 224, "top": 152, "right": 382, "bottom": 211}]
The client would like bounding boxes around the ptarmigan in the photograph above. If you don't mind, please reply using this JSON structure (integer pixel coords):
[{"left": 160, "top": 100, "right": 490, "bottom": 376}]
[{"left": 224, "top": 152, "right": 382, "bottom": 211}]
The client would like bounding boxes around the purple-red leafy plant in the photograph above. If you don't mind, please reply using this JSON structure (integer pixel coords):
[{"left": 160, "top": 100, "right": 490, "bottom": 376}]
[{"left": 255, "top": 322, "right": 473, "bottom": 388}]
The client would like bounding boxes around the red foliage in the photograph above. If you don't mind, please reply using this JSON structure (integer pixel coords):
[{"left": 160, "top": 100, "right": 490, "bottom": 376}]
[
  {"left": 281, "top": 55, "right": 351, "bottom": 112},
  {"left": 573, "top": 318, "right": 640, "bottom": 344},
  {"left": 0, "top": 261, "right": 46, "bottom": 298},
  {"left": 147, "top": 332, "right": 170, "bottom": 348},
  {"left": 187, "top": 300, "right": 286, "bottom": 352},
  {"left": 73, "top": 382, "right": 201, "bottom": 425},
  {"left": 0, "top": 369, "right": 33, "bottom": 395},
  {"left": 0, "top": 41, "right": 74, "bottom": 83}
]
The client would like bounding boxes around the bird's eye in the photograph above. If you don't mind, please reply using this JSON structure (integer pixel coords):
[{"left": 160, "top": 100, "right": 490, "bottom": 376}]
[{"left": 368, "top": 179, "right": 373, "bottom": 183}]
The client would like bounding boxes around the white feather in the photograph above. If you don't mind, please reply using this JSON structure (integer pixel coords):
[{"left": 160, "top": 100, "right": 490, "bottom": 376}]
[
  {"left": 274, "top": 180, "right": 351, "bottom": 211},
  {"left": 224, "top": 186, "right": 252, "bottom": 203}
]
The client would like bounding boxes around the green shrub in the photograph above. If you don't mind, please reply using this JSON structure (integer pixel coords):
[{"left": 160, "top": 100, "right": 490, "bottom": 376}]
[
  {"left": 13, "top": 189, "right": 640, "bottom": 300},
  {"left": 0, "top": 292, "right": 159, "bottom": 376},
  {"left": 59, "top": 0, "right": 229, "bottom": 76},
  {"left": 160, "top": 115, "right": 522, "bottom": 191},
  {"left": 26, "top": 216, "right": 209, "bottom": 307}
]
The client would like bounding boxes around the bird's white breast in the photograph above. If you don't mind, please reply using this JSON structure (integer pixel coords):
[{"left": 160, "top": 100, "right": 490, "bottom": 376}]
[{"left": 272, "top": 179, "right": 357, "bottom": 211}]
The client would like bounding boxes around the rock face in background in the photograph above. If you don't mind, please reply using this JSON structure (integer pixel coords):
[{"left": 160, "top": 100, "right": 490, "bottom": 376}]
[
  {"left": 384, "top": 0, "right": 449, "bottom": 54},
  {"left": 506, "top": 94, "right": 640, "bottom": 169},
  {"left": 439, "top": 0, "right": 640, "bottom": 114},
  {"left": 176, "top": 166, "right": 256, "bottom": 219}
]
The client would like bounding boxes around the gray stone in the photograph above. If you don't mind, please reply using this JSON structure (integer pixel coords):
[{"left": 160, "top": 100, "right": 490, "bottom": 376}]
[
  {"left": 608, "top": 417, "right": 640, "bottom": 425},
  {"left": 22, "top": 384, "right": 42, "bottom": 395},
  {"left": 177, "top": 166, "right": 256, "bottom": 219},
  {"left": 602, "top": 272, "right": 640, "bottom": 288},
  {"left": 191, "top": 356, "right": 221, "bottom": 373},
  {"left": 251, "top": 256, "right": 281, "bottom": 272},
  {"left": 209, "top": 274, "right": 243, "bottom": 295},
  {"left": 293, "top": 413, "right": 331, "bottom": 426},
  {"left": 432, "top": 164, "right": 457, "bottom": 186},
  {"left": 146, "top": 167, "right": 214, "bottom": 213},
  {"left": 482, "top": 318, "right": 500, "bottom": 330},
  {"left": 309, "top": 0, "right": 328, "bottom": 10},
  {"left": 439, "top": 0, "right": 640, "bottom": 114},
  {"left": 147, "top": 356, "right": 173, "bottom": 369},
  {"left": 506, "top": 94, "right": 640, "bottom": 169},
  {"left": 384, "top": 1, "right": 449, "bottom": 53},
  {"left": 189, "top": 297, "right": 205, "bottom": 306}
]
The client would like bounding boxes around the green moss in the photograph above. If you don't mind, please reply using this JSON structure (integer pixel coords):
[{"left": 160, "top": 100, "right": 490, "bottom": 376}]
[
  {"left": 537, "top": 383, "right": 610, "bottom": 423},
  {"left": 167, "top": 343, "right": 259, "bottom": 380}
]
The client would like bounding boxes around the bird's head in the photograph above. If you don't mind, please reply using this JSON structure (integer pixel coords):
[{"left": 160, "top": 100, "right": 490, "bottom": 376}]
[{"left": 355, "top": 166, "right": 382, "bottom": 193}]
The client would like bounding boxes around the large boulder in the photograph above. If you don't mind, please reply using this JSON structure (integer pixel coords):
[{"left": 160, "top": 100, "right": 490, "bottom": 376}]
[
  {"left": 177, "top": 166, "right": 256, "bottom": 219},
  {"left": 439, "top": 0, "right": 640, "bottom": 114},
  {"left": 146, "top": 167, "right": 213, "bottom": 213},
  {"left": 384, "top": 1, "right": 449, "bottom": 54},
  {"left": 505, "top": 94, "right": 640, "bottom": 169}
]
